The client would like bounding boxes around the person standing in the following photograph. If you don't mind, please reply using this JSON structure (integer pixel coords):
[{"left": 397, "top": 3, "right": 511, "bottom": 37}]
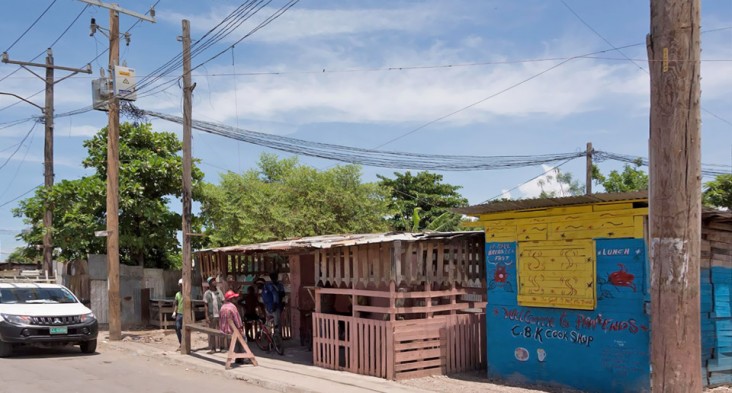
[
  {"left": 262, "top": 272, "right": 285, "bottom": 334},
  {"left": 219, "top": 290, "right": 246, "bottom": 364},
  {"left": 203, "top": 277, "right": 225, "bottom": 353},
  {"left": 172, "top": 278, "right": 184, "bottom": 350}
]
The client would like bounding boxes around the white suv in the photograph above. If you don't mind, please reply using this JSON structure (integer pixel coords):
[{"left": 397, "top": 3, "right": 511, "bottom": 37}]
[{"left": 0, "top": 282, "right": 98, "bottom": 356}]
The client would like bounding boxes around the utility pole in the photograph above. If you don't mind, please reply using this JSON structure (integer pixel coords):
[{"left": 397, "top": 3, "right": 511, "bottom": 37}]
[
  {"left": 585, "top": 142, "right": 593, "bottom": 195},
  {"left": 647, "top": 1, "right": 702, "bottom": 392},
  {"left": 180, "top": 19, "right": 194, "bottom": 355},
  {"left": 80, "top": 0, "right": 155, "bottom": 341},
  {"left": 1, "top": 50, "right": 91, "bottom": 278}
]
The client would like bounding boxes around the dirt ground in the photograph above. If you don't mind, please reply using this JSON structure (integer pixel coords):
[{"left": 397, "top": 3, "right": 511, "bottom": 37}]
[{"left": 117, "top": 329, "right": 732, "bottom": 393}]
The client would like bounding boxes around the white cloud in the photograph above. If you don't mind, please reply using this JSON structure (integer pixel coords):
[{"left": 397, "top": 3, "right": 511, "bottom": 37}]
[{"left": 162, "top": 3, "right": 449, "bottom": 43}]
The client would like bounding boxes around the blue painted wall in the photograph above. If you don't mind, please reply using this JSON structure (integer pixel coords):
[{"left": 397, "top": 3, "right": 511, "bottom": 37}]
[{"left": 486, "top": 239, "right": 651, "bottom": 393}]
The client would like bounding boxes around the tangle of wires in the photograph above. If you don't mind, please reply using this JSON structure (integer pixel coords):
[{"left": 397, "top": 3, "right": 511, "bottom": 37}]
[
  {"left": 132, "top": 0, "right": 299, "bottom": 100},
  {"left": 140, "top": 107, "right": 585, "bottom": 171},
  {"left": 594, "top": 150, "right": 731, "bottom": 177}
]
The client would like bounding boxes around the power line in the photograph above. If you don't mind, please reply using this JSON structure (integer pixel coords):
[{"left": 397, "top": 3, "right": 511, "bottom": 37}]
[
  {"left": 0, "top": 184, "right": 41, "bottom": 209},
  {"left": 0, "top": 122, "right": 37, "bottom": 173},
  {"left": 141, "top": 107, "right": 587, "bottom": 170},
  {"left": 3, "top": 0, "right": 58, "bottom": 53},
  {"left": 560, "top": 0, "right": 732, "bottom": 128}
]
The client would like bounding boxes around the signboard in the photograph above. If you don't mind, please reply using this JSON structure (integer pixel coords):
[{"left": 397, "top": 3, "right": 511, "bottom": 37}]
[{"left": 114, "top": 65, "right": 137, "bottom": 101}]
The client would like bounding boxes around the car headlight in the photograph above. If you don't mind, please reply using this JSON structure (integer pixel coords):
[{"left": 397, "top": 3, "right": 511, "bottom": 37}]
[
  {"left": 0, "top": 314, "right": 31, "bottom": 325},
  {"left": 80, "top": 312, "right": 96, "bottom": 322}
]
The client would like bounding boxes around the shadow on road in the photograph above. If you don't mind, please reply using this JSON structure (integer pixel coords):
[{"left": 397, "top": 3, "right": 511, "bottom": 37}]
[{"left": 3, "top": 344, "right": 99, "bottom": 359}]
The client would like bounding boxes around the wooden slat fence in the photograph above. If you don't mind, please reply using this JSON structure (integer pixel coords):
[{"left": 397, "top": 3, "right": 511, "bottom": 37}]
[
  {"left": 312, "top": 310, "right": 485, "bottom": 380},
  {"left": 313, "top": 313, "right": 353, "bottom": 372},
  {"left": 444, "top": 313, "right": 485, "bottom": 374},
  {"left": 353, "top": 318, "right": 391, "bottom": 378}
]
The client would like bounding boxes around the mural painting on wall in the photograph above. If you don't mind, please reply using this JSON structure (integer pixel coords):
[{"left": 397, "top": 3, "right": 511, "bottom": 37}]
[
  {"left": 596, "top": 244, "right": 644, "bottom": 300},
  {"left": 487, "top": 242, "right": 515, "bottom": 293},
  {"left": 486, "top": 238, "right": 650, "bottom": 393}
]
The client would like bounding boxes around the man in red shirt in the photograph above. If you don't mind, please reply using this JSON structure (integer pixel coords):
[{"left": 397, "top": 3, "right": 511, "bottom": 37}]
[{"left": 219, "top": 290, "right": 245, "bottom": 364}]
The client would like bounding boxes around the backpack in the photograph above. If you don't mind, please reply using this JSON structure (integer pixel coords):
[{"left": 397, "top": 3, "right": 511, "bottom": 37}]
[{"left": 262, "top": 282, "right": 281, "bottom": 313}]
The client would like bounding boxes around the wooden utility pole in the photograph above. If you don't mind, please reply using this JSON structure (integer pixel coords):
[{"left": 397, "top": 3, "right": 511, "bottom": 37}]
[
  {"left": 106, "top": 7, "right": 122, "bottom": 342},
  {"left": 647, "top": 1, "right": 702, "bottom": 392},
  {"left": 80, "top": 0, "right": 155, "bottom": 341},
  {"left": 180, "top": 19, "right": 194, "bottom": 355},
  {"left": 585, "top": 142, "right": 593, "bottom": 195},
  {"left": 1, "top": 50, "right": 91, "bottom": 278}
]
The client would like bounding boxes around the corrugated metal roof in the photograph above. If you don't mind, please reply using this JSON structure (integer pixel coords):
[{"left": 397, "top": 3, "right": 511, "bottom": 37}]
[
  {"left": 455, "top": 191, "right": 649, "bottom": 216},
  {"left": 197, "top": 231, "right": 483, "bottom": 254}
]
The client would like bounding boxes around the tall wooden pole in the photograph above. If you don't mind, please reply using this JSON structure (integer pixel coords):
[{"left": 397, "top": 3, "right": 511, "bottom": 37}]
[
  {"left": 585, "top": 142, "right": 592, "bottom": 195},
  {"left": 180, "top": 19, "right": 193, "bottom": 355},
  {"left": 2, "top": 51, "right": 90, "bottom": 278},
  {"left": 107, "top": 8, "right": 121, "bottom": 341},
  {"left": 647, "top": 1, "right": 702, "bottom": 391},
  {"left": 43, "top": 49, "right": 54, "bottom": 277}
]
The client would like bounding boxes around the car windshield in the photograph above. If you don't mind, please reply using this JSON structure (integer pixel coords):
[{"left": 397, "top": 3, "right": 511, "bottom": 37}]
[{"left": 0, "top": 287, "right": 78, "bottom": 304}]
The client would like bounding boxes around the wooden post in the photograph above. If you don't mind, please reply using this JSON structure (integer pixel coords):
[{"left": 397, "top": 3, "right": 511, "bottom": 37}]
[
  {"left": 180, "top": 18, "right": 194, "bottom": 355},
  {"left": 585, "top": 142, "right": 593, "bottom": 195},
  {"left": 42, "top": 49, "right": 54, "bottom": 278},
  {"left": 647, "top": 1, "right": 702, "bottom": 391},
  {"left": 106, "top": 7, "right": 121, "bottom": 341},
  {"left": 389, "top": 280, "right": 396, "bottom": 321}
]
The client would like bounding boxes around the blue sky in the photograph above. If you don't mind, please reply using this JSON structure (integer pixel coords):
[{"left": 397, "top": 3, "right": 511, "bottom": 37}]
[{"left": 0, "top": 1, "right": 730, "bottom": 260}]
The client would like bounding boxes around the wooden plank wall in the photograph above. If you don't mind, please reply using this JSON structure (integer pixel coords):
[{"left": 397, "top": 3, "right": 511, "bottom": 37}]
[
  {"left": 196, "top": 251, "right": 291, "bottom": 278},
  {"left": 392, "top": 317, "right": 446, "bottom": 380},
  {"left": 314, "top": 236, "right": 485, "bottom": 289},
  {"left": 701, "top": 219, "right": 732, "bottom": 386}
]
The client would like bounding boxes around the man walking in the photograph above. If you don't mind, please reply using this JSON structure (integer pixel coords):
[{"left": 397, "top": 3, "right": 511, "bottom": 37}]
[
  {"left": 219, "top": 290, "right": 246, "bottom": 364},
  {"left": 172, "top": 278, "right": 184, "bottom": 350},
  {"left": 203, "top": 276, "right": 225, "bottom": 353}
]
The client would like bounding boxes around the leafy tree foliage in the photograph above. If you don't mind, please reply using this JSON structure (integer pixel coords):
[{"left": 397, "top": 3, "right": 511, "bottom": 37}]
[
  {"left": 703, "top": 174, "right": 732, "bottom": 210},
  {"left": 13, "top": 123, "right": 203, "bottom": 268},
  {"left": 377, "top": 171, "right": 468, "bottom": 232},
  {"left": 199, "top": 154, "right": 390, "bottom": 246},
  {"left": 5, "top": 247, "right": 37, "bottom": 264},
  {"left": 592, "top": 161, "right": 648, "bottom": 193}
]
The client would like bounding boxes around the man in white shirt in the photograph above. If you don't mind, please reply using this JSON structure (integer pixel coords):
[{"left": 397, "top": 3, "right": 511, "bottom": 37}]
[{"left": 203, "top": 276, "right": 225, "bottom": 353}]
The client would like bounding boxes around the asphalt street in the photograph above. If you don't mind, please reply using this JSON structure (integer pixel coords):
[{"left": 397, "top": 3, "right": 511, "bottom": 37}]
[{"left": 0, "top": 342, "right": 275, "bottom": 393}]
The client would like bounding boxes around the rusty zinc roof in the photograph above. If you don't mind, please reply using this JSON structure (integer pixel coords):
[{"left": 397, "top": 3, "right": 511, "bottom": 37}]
[
  {"left": 455, "top": 191, "right": 649, "bottom": 216},
  {"left": 197, "top": 231, "right": 484, "bottom": 254}
]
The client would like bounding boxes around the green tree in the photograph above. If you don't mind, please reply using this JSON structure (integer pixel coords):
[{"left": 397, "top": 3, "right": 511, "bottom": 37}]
[
  {"left": 703, "top": 174, "right": 732, "bottom": 209},
  {"left": 199, "top": 154, "right": 389, "bottom": 246},
  {"left": 6, "top": 247, "right": 37, "bottom": 264},
  {"left": 377, "top": 171, "right": 468, "bottom": 232},
  {"left": 593, "top": 161, "right": 649, "bottom": 193},
  {"left": 13, "top": 122, "right": 203, "bottom": 268}
]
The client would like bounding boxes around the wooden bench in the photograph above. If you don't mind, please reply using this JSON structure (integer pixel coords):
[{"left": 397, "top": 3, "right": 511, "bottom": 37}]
[{"left": 184, "top": 320, "right": 257, "bottom": 369}]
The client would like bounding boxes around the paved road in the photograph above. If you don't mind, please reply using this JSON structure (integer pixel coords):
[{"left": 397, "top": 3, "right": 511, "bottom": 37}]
[{"left": 0, "top": 342, "right": 275, "bottom": 393}]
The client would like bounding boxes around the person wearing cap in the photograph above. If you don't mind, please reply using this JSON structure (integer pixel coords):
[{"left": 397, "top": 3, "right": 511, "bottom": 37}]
[
  {"left": 219, "top": 290, "right": 246, "bottom": 364},
  {"left": 203, "top": 277, "right": 225, "bottom": 353},
  {"left": 172, "top": 278, "right": 184, "bottom": 350}
]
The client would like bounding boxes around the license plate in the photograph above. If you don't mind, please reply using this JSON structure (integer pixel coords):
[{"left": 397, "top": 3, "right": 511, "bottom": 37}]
[{"left": 50, "top": 327, "right": 68, "bottom": 335}]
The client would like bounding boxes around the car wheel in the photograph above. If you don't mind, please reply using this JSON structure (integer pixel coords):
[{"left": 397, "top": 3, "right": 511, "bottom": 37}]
[
  {"left": 80, "top": 339, "right": 97, "bottom": 354},
  {"left": 0, "top": 340, "right": 12, "bottom": 357}
]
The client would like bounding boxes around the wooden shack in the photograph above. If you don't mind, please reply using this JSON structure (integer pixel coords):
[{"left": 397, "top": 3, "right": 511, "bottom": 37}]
[
  {"left": 195, "top": 231, "right": 487, "bottom": 380},
  {"left": 457, "top": 191, "right": 732, "bottom": 392}
]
